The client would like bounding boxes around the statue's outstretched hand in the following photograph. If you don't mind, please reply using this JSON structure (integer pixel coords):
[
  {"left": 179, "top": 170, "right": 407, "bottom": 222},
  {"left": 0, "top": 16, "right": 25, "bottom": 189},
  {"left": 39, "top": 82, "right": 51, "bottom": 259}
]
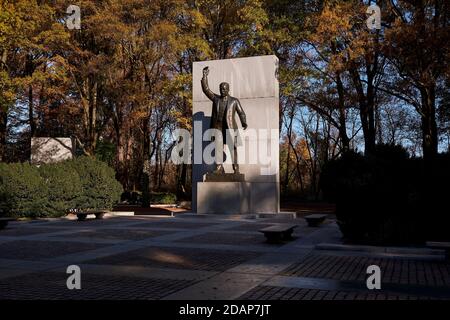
[
  {"left": 203, "top": 66, "right": 209, "bottom": 77},
  {"left": 243, "top": 124, "right": 248, "bottom": 130}
]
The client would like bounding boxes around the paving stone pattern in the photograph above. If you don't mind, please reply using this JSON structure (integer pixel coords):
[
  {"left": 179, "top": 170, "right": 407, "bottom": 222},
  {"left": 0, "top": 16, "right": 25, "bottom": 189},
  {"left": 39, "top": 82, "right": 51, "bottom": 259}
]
[
  {"left": 0, "top": 215, "right": 449, "bottom": 300},
  {"left": 282, "top": 253, "right": 450, "bottom": 287}
]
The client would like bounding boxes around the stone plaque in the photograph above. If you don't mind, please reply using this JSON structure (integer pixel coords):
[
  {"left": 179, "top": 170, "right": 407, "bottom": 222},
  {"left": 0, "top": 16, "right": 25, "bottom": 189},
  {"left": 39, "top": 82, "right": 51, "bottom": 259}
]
[{"left": 30, "top": 137, "right": 73, "bottom": 164}]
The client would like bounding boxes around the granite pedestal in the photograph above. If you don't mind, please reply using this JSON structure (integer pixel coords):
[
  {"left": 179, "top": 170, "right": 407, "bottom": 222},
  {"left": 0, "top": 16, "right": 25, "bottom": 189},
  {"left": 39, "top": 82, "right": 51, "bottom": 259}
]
[{"left": 197, "top": 181, "right": 279, "bottom": 214}]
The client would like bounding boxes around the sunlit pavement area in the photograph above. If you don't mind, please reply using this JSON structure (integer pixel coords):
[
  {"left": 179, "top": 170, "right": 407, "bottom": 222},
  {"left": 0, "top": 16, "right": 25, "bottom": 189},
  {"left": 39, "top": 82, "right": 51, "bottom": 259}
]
[{"left": 0, "top": 214, "right": 449, "bottom": 300}]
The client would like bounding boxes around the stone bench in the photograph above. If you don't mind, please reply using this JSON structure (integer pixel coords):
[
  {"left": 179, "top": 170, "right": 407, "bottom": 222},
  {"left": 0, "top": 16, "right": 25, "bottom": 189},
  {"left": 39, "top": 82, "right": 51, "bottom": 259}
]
[
  {"left": 259, "top": 224, "right": 297, "bottom": 243},
  {"left": 0, "top": 218, "right": 15, "bottom": 230},
  {"left": 426, "top": 241, "right": 450, "bottom": 258},
  {"left": 76, "top": 211, "right": 107, "bottom": 221},
  {"left": 304, "top": 214, "right": 327, "bottom": 227}
]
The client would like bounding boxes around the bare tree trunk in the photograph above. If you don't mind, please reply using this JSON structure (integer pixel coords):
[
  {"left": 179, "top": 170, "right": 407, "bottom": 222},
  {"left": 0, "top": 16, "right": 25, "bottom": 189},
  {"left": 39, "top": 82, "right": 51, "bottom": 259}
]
[
  {"left": 420, "top": 85, "right": 438, "bottom": 159},
  {"left": 158, "top": 148, "right": 164, "bottom": 189},
  {"left": 0, "top": 50, "right": 7, "bottom": 161},
  {"left": 286, "top": 118, "right": 305, "bottom": 194},
  {"left": 154, "top": 137, "right": 161, "bottom": 190},
  {"left": 283, "top": 108, "right": 294, "bottom": 194},
  {"left": 349, "top": 59, "right": 378, "bottom": 155},
  {"left": 376, "top": 103, "right": 383, "bottom": 144},
  {"left": 86, "top": 79, "right": 98, "bottom": 155},
  {"left": 28, "top": 85, "right": 35, "bottom": 137},
  {"left": 335, "top": 72, "right": 350, "bottom": 151},
  {"left": 177, "top": 163, "right": 187, "bottom": 199},
  {"left": 0, "top": 110, "right": 7, "bottom": 162}
]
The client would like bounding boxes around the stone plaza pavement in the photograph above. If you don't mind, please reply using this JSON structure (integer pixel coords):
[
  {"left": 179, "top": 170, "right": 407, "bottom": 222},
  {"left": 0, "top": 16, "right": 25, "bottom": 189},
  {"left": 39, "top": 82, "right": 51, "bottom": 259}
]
[{"left": 0, "top": 214, "right": 449, "bottom": 300}]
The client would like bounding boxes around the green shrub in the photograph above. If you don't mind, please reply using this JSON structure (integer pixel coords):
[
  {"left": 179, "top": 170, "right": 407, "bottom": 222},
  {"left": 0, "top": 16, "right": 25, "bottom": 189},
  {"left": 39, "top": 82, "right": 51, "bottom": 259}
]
[
  {"left": 0, "top": 157, "right": 123, "bottom": 218},
  {"left": 38, "top": 162, "right": 82, "bottom": 217},
  {"left": 0, "top": 162, "right": 48, "bottom": 218},
  {"left": 151, "top": 192, "right": 177, "bottom": 204},
  {"left": 67, "top": 156, "right": 123, "bottom": 210}
]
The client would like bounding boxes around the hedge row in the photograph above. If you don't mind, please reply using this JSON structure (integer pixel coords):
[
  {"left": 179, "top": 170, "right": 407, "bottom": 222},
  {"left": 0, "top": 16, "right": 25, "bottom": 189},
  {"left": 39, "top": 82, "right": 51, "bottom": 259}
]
[{"left": 0, "top": 157, "right": 123, "bottom": 218}]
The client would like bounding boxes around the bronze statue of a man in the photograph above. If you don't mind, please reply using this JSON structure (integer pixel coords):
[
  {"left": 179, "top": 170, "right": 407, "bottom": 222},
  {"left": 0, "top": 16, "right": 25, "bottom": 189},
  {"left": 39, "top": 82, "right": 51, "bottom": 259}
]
[{"left": 201, "top": 66, "right": 247, "bottom": 174}]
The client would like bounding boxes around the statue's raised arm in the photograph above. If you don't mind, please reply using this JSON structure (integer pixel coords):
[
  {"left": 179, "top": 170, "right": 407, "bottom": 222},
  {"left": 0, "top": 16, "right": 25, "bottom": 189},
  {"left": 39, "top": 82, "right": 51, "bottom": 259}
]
[{"left": 201, "top": 67, "right": 216, "bottom": 101}]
